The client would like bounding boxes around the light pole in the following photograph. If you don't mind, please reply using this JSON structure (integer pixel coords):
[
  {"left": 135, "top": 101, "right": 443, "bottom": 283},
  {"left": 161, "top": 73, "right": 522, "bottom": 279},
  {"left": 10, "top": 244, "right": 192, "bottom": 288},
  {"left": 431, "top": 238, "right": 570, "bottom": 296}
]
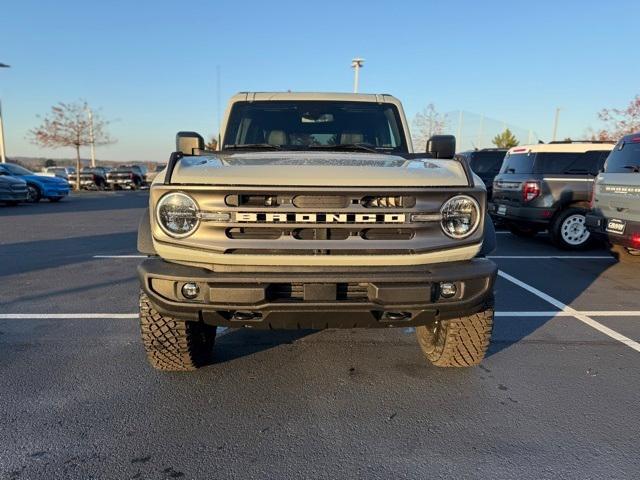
[
  {"left": 85, "top": 105, "right": 96, "bottom": 167},
  {"left": 0, "top": 62, "right": 10, "bottom": 164},
  {"left": 351, "top": 58, "right": 364, "bottom": 93},
  {"left": 552, "top": 107, "right": 561, "bottom": 142}
]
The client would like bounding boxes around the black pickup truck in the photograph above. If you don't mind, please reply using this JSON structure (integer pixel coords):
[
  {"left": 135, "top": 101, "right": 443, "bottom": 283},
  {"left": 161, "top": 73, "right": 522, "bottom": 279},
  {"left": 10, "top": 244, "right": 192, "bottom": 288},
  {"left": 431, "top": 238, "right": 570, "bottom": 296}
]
[
  {"left": 79, "top": 167, "right": 111, "bottom": 190},
  {"left": 106, "top": 165, "right": 148, "bottom": 190}
]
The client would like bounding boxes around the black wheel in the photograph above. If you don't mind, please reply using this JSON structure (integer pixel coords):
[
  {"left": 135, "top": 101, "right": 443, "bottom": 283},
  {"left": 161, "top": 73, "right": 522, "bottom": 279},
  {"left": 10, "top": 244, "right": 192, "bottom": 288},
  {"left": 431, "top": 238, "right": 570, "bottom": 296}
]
[
  {"left": 550, "top": 207, "right": 592, "bottom": 250},
  {"left": 26, "top": 184, "right": 41, "bottom": 203},
  {"left": 48, "top": 196, "right": 63, "bottom": 202},
  {"left": 508, "top": 223, "right": 540, "bottom": 238},
  {"left": 416, "top": 302, "right": 494, "bottom": 367},
  {"left": 611, "top": 245, "right": 640, "bottom": 264},
  {"left": 139, "top": 292, "right": 217, "bottom": 371}
]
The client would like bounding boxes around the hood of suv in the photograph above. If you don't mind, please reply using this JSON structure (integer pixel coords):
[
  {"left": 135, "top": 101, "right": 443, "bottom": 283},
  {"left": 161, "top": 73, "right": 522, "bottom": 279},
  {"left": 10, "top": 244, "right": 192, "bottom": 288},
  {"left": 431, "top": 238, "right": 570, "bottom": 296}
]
[{"left": 164, "top": 151, "right": 469, "bottom": 187}]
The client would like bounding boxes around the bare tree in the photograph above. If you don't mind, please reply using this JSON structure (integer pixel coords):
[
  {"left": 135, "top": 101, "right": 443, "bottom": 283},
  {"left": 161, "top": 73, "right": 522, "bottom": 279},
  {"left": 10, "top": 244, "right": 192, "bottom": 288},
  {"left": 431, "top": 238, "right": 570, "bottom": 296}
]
[
  {"left": 29, "top": 101, "right": 114, "bottom": 190},
  {"left": 411, "top": 103, "right": 446, "bottom": 151},
  {"left": 205, "top": 136, "right": 218, "bottom": 151},
  {"left": 594, "top": 95, "right": 640, "bottom": 141}
]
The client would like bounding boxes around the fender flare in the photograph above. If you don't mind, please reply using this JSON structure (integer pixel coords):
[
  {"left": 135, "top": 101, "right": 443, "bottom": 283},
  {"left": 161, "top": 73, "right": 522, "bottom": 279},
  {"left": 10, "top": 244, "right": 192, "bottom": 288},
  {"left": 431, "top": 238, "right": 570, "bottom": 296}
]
[
  {"left": 478, "top": 215, "right": 496, "bottom": 257},
  {"left": 137, "top": 208, "right": 157, "bottom": 255}
]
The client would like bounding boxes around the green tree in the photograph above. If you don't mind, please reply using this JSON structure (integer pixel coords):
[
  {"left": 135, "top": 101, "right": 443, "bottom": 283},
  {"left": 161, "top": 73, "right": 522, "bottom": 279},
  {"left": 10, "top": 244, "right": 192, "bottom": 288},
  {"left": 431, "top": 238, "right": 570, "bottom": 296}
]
[
  {"left": 44, "top": 159, "right": 57, "bottom": 167},
  {"left": 492, "top": 128, "right": 519, "bottom": 148}
]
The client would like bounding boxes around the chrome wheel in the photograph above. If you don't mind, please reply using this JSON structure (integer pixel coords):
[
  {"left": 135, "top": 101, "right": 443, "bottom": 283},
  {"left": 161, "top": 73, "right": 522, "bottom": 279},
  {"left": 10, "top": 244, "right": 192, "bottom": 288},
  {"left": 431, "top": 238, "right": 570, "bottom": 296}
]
[
  {"left": 26, "top": 185, "right": 40, "bottom": 203},
  {"left": 560, "top": 214, "right": 590, "bottom": 246}
]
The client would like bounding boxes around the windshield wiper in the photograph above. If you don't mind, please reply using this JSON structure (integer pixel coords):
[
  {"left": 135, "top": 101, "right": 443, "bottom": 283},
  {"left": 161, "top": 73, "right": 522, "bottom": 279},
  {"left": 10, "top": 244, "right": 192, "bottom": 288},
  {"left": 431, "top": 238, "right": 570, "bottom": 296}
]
[
  {"left": 309, "top": 143, "right": 379, "bottom": 153},
  {"left": 622, "top": 164, "right": 640, "bottom": 173},
  {"left": 223, "top": 143, "right": 281, "bottom": 150}
]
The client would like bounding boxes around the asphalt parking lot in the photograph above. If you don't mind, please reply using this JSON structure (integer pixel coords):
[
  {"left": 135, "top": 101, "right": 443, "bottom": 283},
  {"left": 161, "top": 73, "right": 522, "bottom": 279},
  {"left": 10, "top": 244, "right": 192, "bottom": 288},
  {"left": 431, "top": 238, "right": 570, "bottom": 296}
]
[{"left": 1, "top": 192, "right": 639, "bottom": 479}]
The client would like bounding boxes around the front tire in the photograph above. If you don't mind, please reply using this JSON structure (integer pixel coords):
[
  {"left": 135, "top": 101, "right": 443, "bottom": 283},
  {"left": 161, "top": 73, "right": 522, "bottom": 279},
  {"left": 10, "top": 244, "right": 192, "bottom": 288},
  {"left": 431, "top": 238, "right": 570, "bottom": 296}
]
[
  {"left": 416, "top": 303, "right": 494, "bottom": 367},
  {"left": 26, "top": 184, "right": 41, "bottom": 203},
  {"left": 611, "top": 245, "right": 640, "bottom": 264},
  {"left": 139, "top": 292, "right": 217, "bottom": 371},
  {"left": 550, "top": 208, "right": 592, "bottom": 250}
]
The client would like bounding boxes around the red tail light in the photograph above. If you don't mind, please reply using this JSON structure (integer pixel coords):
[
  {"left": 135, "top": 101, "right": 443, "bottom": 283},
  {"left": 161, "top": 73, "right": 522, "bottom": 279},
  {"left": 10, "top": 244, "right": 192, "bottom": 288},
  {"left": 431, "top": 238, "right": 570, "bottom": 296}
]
[
  {"left": 522, "top": 181, "right": 540, "bottom": 202},
  {"left": 92, "top": 174, "right": 98, "bottom": 182},
  {"left": 632, "top": 233, "right": 640, "bottom": 248},
  {"left": 130, "top": 173, "right": 135, "bottom": 180}
]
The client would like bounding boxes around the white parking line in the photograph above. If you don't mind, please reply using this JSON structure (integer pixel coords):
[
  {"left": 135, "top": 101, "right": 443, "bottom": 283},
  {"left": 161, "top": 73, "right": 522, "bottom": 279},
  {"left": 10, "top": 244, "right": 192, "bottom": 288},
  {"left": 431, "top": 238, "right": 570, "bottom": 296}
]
[{"left": 498, "top": 270, "right": 640, "bottom": 353}]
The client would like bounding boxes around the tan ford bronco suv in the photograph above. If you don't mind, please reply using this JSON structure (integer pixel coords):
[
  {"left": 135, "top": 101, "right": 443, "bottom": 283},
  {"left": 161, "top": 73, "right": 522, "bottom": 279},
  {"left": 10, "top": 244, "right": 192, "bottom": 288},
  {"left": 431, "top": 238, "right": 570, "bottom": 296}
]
[{"left": 136, "top": 92, "right": 497, "bottom": 371}]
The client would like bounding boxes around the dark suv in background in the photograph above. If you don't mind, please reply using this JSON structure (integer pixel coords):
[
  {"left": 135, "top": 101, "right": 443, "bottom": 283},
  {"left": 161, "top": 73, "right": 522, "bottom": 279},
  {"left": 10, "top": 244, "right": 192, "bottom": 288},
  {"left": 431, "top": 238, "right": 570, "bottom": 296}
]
[
  {"left": 458, "top": 148, "right": 507, "bottom": 200},
  {"left": 490, "top": 141, "right": 613, "bottom": 249},
  {"left": 106, "top": 165, "right": 148, "bottom": 190}
]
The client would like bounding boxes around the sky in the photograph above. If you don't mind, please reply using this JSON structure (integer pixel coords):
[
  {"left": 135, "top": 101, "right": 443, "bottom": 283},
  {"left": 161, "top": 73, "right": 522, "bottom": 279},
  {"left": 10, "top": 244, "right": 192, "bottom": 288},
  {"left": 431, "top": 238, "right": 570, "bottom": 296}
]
[{"left": 1, "top": 0, "right": 638, "bottom": 162}]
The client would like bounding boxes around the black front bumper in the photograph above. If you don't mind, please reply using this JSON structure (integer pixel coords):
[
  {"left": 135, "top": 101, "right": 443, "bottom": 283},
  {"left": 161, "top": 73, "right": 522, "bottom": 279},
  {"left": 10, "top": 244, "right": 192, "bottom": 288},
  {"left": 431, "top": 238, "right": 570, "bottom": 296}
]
[
  {"left": 586, "top": 213, "right": 640, "bottom": 249},
  {"left": 138, "top": 258, "right": 497, "bottom": 329}
]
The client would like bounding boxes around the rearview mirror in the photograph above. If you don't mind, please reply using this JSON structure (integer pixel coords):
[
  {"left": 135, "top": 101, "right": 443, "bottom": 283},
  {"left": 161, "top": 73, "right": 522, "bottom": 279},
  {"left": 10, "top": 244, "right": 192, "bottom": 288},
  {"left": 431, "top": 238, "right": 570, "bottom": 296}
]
[
  {"left": 426, "top": 135, "right": 456, "bottom": 159},
  {"left": 176, "top": 131, "right": 205, "bottom": 156}
]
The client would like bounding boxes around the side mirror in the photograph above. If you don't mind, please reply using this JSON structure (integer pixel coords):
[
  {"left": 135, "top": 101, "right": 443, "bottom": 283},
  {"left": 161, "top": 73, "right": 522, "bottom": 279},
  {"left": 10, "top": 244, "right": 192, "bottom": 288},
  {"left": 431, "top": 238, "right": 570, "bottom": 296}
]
[
  {"left": 426, "top": 135, "right": 456, "bottom": 159},
  {"left": 176, "top": 131, "right": 205, "bottom": 156}
]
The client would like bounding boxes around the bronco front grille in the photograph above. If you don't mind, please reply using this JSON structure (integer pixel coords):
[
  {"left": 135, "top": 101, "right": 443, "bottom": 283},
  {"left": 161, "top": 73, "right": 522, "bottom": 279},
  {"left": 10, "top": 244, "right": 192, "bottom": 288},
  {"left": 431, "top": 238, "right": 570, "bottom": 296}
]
[{"left": 152, "top": 186, "right": 485, "bottom": 256}]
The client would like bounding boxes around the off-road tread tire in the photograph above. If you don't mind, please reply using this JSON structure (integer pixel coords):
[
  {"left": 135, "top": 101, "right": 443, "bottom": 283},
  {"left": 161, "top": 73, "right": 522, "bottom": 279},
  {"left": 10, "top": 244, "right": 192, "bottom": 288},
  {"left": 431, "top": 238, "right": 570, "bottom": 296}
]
[
  {"left": 139, "top": 292, "right": 216, "bottom": 371},
  {"left": 611, "top": 245, "right": 640, "bottom": 264},
  {"left": 416, "top": 307, "right": 494, "bottom": 367}
]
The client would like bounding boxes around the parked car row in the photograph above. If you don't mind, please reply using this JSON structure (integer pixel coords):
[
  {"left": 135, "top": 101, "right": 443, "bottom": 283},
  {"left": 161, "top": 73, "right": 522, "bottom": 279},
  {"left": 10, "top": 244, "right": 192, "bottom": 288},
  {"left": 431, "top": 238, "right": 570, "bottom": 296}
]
[
  {"left": 0, "top": 163, "right": 70, "bottom": 203},
  {"left": 462, "top": 138, "right": 639, "bottom": 261},
  {"left": 1, "top": 162, "right": 162, "bottom": 206}
]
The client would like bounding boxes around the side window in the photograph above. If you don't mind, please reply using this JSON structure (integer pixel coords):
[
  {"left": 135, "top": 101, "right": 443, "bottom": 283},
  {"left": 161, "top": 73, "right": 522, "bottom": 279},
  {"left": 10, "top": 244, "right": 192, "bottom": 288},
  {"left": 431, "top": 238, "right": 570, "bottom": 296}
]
[
  {"left": 582, "top": 151, "right": 609, "bottom": 175},
  {"left": 535, "top": 153, "right": 584, "bottom": 174}
]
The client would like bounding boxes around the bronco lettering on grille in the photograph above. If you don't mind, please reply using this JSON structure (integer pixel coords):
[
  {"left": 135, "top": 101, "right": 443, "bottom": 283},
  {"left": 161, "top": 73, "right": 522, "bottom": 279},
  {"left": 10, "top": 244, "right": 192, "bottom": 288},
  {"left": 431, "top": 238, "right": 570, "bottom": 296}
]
[{"left": 234, "top": 213, "right": 406, "bottom": 223}]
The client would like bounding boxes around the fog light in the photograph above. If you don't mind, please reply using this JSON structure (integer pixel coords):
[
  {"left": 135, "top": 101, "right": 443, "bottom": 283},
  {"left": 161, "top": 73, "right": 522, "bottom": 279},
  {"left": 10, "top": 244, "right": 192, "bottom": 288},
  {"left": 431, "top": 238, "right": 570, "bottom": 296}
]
[
  {"left": 181, "top": 282, "right": 200, "bottom": 299},
  {"left": 440, "top": 282, "right": 457, "bottom": 299}
]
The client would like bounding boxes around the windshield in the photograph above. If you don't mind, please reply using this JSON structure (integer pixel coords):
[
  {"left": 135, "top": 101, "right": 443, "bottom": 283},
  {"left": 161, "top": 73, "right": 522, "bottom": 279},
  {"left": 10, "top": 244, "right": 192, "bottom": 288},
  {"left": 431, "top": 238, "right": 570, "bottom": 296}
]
[
  {"left": 2, "top": 163, "right": 34, "bottom": 176},
  {"left": 223, "top": 101, "right": 407, "bottom": 153},
  {"left": 605, "top": 142, "right": 640, "bottom": 173},
  {"left": 469, "top": 151, "right": 506, "bottom": 175}
]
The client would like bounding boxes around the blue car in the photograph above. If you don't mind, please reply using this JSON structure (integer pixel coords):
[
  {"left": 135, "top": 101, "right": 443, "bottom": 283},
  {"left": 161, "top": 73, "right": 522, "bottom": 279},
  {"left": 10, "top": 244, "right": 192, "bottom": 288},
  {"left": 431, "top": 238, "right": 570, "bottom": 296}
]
[{"left": 0, "top": 163, "right": 70, "bottom": 202}]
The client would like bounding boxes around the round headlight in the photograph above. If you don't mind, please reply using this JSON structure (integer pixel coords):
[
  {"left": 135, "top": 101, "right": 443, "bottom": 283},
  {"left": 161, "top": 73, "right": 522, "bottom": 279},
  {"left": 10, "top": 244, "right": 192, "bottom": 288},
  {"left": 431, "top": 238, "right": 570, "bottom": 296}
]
[
  {"left": 440, "top": 195, "right": 481, "bottom": 239},
  {"left": 156, "top": 192, "right": 200, "bottom": 238}
]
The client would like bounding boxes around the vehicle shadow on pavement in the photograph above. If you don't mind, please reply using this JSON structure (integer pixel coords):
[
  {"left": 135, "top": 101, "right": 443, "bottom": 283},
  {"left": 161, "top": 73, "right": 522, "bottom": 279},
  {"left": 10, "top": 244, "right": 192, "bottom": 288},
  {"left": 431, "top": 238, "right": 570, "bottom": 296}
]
[
  {"left": 0, "top": 192, "right": 148, "bottom": 216},
  {"left": 213, "top": 329, "right": 316, "bottom": 364},
  {"left": 0, "top": 231, "right": 137, "bottom": 277},
  {"left": 486, "top": 239, "right": 616, "bottom": 358}
]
